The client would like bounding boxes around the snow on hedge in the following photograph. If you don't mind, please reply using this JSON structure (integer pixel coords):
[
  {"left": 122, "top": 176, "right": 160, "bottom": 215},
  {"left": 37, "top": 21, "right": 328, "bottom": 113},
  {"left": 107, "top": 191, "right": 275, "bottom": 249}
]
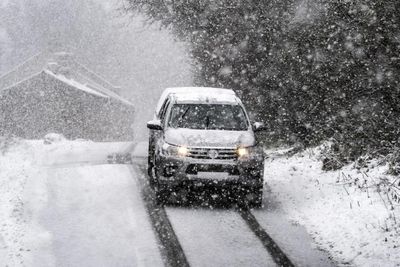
[{"left": 264, "top": 146, "right": 400, "bottom": 266}]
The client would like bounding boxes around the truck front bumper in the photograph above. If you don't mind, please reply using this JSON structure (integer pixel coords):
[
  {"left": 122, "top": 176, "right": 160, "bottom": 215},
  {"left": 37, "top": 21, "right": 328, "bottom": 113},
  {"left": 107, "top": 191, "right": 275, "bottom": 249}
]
[{"left": 155, "top": 154, "right": 264, "bottom": 189}]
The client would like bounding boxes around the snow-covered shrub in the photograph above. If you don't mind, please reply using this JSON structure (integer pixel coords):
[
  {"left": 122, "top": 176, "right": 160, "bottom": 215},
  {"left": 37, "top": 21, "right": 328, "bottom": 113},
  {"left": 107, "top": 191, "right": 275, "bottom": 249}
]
[
  {"left": 336, "top": 167, "right": 400, "bottom": 234},
  {"left": 386, "top": 148, "right": 400, "bottom": 176},
  {"left": 319, "top": 140, "right": 348, "bottom": 171},
  {"left": 382, "top": 148, "right": 400, "bottom": 206}
]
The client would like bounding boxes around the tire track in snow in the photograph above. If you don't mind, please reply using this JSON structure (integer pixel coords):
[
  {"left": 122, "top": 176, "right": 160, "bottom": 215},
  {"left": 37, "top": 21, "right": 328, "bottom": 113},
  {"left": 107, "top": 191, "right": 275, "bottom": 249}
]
[
  {"left": 238, "top": 208, "right": 295, "bottom": 267},
  {"left": 133, "top": 160, "right": 294, "bottom": 267},
  {"left": 131, "top": 164, "right": 189, "bottom": 267}
]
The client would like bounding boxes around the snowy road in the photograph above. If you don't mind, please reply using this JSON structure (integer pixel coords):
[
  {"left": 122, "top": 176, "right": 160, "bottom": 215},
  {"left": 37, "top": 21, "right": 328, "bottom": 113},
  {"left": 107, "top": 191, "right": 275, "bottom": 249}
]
[
  {"left": 38, "top": 165, "right": 163, "bottom": 266},
  {"left": 24, "top": 142, "right": 162, "bottom": 266},
  {"left": 131, "top": 142, "right": 334, "bottom": 267},
  {"left": 165, "top": 207, "right": 275, "bottom": 266},
  {"left": 4, "top": 140, "right": 334, "bottom": 266},
  {"left": 133, "top": 163, "right": 282, "bottom": 267}
]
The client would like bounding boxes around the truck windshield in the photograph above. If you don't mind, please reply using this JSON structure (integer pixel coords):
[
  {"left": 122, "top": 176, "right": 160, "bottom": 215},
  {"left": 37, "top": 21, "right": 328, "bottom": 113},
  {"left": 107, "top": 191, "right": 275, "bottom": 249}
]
[{"left": 168, "top": 104, "right": 249, "bottom": 130}]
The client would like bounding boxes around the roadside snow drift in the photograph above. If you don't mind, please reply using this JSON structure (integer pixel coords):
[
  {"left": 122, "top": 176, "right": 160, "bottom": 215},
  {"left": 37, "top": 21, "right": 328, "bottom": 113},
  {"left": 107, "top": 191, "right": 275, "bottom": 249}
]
[
  {"left": 262, "top": 147, "right": 400, "bottom": 266},
  {"left": 0, "top": 140, "right": 36, "bottom": 266}
]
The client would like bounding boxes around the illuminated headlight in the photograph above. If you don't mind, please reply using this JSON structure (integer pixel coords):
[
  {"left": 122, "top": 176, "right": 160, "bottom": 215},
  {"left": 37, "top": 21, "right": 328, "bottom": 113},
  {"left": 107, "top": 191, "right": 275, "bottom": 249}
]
[
  {"left": 177, "top": 146, "right": 188, "bottom": 156},
  {"left": 237, "top": 147, "right": 249, "bottom": 157},
  {"left": 237, "top": 146, "right": 262, "bottom": 160},
  {"left": 161, "top": 143, "right": 188, "bottom": 157}
]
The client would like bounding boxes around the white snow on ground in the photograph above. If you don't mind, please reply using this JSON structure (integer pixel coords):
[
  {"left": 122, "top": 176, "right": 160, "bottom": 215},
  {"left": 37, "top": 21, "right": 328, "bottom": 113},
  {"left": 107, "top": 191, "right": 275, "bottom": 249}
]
[
  {"left": 0, "top": 139, "right": 162, "bottom": 266},
  {"left": 0, "top": 140, "right": 37, "bottom": 266},
  {"left": 253, "top": 204, "right": 335, "bottom": 267},
  {"left": 37, "top": 165, "right": 162, "bottom": 266},
  {"left": 262, "top": 147, "right": 400, "bottom": 267},
  {"left": 131, "top": 141, "right": 148, "bottom": 159},
  {"left": 37, "top": 137, "right": 134, "bottom": 167},
  {"left": 166, "top": 208, "right": 276, "bottom": 267},
  {"left": 3, "top": 138, "right": 399, "bottom": 266}
]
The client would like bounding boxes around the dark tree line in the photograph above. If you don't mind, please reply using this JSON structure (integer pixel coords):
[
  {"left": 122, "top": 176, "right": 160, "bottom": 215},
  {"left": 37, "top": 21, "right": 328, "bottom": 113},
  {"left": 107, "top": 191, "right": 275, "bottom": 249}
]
[{"left": 126, "top": 0, "right": 400, "bottom": 165}]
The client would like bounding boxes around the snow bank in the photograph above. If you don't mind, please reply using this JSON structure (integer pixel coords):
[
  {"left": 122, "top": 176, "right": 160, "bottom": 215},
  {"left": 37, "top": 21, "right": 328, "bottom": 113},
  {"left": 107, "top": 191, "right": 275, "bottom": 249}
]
[
  {"left": 0, "top": 139, "right": 37, "bottom": 265},
  {"left": 265, "top": 147, "right": 400, "bottom": 266}
]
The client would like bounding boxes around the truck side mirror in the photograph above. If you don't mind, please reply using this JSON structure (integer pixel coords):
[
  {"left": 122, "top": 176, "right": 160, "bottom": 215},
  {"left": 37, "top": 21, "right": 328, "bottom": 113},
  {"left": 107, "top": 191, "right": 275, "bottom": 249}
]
[
  {"left": 252, "top": 122, "right": 267, "bottom": 132},
  {"left": 147, "top": 120, "right": 163, "bottom": 131}
]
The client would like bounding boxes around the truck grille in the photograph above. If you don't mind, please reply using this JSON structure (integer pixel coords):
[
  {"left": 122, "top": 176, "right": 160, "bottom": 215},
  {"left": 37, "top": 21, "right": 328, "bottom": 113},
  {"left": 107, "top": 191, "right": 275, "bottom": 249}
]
[
  {"left": 187, "top": 147, "right": 238, "bottom": 160},
  {"left": 186, "top": 164, "right": 240, "bottom": 175}
]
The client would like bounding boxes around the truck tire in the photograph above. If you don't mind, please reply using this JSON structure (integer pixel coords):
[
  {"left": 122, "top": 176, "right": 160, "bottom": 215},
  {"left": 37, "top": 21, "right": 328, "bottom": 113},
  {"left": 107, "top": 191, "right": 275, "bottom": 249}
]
[
  {"left": 155, "top": 186, "right": 169, "bottom": 206},
  {"left": 239, "top": 186, "right": 263, "bottom": 208}
]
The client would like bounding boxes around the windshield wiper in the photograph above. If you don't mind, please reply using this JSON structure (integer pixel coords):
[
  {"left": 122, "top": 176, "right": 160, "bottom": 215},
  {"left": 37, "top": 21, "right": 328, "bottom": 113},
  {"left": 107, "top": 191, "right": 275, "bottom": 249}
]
[
  {"left": 181, "top": 107, "right": 190, "bottom": 119},
  {"left": 177, "top": 107, "right": 190, "bottom": 127}
]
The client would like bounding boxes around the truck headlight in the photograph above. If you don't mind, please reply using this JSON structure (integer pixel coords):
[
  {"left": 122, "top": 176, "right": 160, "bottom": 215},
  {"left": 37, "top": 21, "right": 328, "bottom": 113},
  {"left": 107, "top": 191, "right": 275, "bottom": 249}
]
[
  {"left": 177, "top": 146, "right": 188, "bottom": 156},
  {"left": 162, "top": 143, "right": 188, "bottom": 157},
  {"left": 237, "top": 146, "right": 263, "bottom": 160},
  {"left": 237, "top": 147, "right": 249, "bottom": 157}
]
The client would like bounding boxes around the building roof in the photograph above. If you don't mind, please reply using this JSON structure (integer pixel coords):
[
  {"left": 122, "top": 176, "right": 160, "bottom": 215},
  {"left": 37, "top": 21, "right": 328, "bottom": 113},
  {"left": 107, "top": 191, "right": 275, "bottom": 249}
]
[{"left": 0, "top": 51, "right": 133, "bottom": 106}]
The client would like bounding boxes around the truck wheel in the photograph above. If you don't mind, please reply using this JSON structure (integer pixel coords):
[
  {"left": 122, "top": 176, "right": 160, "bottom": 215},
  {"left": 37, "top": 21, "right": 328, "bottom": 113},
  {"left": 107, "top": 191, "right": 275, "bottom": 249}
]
[
  {"left": 250, "top": 190, "right": 263, "bottom": 208},
  {"left": 240, "top": 186, "right": 263, "bottom": 208},
  {"left": 147, "top": 141, "right": 155, "bottom": 176},
  {"left": 149, "top": 152, "right": 162, "bottom": 187}
]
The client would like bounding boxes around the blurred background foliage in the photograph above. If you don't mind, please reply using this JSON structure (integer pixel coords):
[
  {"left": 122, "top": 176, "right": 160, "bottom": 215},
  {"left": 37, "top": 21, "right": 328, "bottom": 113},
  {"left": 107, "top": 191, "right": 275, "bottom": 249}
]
[{"left": 126, "top": 0, "right": 400, "bottom": 166}]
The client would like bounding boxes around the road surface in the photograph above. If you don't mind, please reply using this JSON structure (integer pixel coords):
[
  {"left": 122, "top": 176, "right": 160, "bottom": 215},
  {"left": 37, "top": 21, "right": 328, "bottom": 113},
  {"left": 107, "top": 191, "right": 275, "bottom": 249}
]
[{"left": 14, "top": 141, "right": 335, "bottom": 266}]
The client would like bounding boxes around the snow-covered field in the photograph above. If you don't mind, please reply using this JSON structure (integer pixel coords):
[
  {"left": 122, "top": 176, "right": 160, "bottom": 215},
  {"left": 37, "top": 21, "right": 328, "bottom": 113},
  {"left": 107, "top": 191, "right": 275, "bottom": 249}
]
[{"left": 261, "top": 147, "right": 400, "bottom": 266}]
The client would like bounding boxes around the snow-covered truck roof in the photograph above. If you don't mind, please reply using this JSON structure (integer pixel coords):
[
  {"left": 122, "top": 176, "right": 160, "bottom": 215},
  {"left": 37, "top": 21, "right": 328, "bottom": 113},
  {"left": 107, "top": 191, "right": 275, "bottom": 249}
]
[
  {"left": 173, "top": 92, "right": 239, "bottom": 105},
  {"left": 155, "top": 87, "right": 237, "bottom": 115}
]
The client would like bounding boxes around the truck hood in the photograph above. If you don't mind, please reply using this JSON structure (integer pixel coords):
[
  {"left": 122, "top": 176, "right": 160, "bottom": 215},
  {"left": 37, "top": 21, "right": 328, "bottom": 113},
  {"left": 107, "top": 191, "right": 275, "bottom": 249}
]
[{"left": 164, "top": 128, "right": 255, "bottom": 148}]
